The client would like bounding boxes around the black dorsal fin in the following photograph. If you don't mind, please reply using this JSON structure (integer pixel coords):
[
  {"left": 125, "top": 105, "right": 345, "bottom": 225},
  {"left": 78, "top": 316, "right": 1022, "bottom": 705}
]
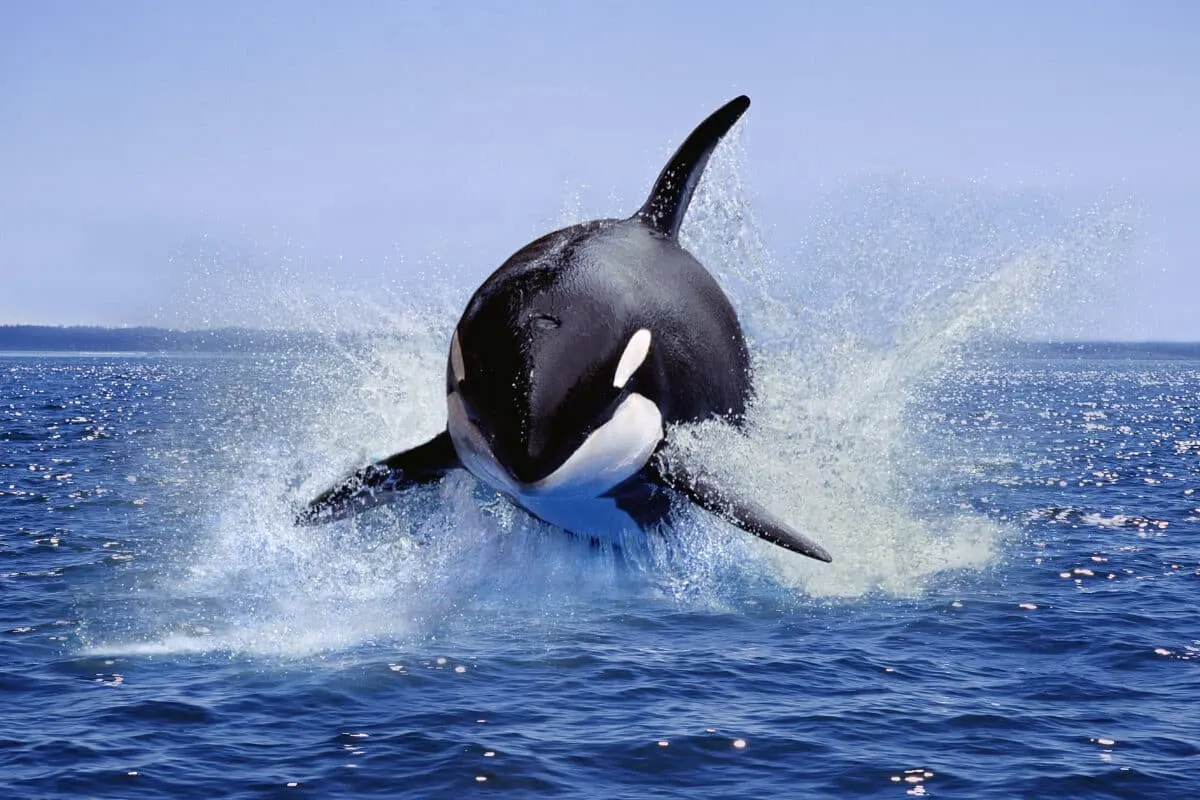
[{"left": 634, "top": 95, "right": 750, "bottom": 239}]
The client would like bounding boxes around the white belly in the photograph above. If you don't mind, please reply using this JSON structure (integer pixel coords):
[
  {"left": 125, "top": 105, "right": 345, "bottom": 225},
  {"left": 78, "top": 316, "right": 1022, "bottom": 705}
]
[{"left": 514, "top": 493, "right": 641, "bottom": 542}]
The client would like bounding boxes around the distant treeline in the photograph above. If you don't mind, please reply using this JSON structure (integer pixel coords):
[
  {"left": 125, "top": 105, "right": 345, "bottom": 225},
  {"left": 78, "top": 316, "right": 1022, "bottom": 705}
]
[{"left": 0, "top": 325, "right": 331, "bottom": 353}]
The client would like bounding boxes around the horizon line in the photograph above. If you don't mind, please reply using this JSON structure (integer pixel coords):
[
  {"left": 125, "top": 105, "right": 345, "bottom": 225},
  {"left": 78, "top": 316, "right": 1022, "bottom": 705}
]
[{"left": 1, "top": 323, "right": 1199, "bottom": 347}]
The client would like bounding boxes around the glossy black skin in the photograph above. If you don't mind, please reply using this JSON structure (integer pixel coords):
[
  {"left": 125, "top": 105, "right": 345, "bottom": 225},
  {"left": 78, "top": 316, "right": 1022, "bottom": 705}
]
[{"left": 450, "top": 217, "right": 751, "bottom": 486}]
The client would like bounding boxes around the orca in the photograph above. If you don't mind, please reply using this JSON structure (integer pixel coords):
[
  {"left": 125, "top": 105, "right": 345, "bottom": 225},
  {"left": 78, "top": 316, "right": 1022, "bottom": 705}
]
[{"left": 297, "top": 96, "right": 832, "bottom": 563}]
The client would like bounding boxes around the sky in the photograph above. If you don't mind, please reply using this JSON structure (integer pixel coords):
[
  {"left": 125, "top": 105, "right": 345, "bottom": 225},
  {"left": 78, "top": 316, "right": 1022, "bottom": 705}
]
[{"left": 1, "top": 1, "right": 1197, "bottom": 339}]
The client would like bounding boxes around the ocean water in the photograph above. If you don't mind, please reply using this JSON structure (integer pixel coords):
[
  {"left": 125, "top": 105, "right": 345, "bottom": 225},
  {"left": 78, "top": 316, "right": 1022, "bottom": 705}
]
[{"left": 4, "top": 157, "right": 1198, "bottom": 797}]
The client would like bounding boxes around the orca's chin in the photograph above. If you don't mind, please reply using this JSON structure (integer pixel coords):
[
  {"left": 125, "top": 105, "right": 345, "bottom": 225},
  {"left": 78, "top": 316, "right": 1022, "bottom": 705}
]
[
  {"left": 467, "top": 424, "right": 581, "bottom": 487},
  {"left": 494, "top": 455, "right": 559, "bottom": 487},
  {"left": 447, "top": 390, "right": 665, "bottom": 501}
]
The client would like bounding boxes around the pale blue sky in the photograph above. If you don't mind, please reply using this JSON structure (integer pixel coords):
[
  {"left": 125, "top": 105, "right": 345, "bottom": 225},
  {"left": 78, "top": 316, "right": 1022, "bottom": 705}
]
[{"left": 2, "top": 2, "right": 1197, "bottom": 338}]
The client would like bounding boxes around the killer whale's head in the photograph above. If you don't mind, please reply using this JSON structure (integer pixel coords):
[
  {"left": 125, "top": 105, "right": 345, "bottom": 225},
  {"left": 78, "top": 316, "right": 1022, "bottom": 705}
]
[
  {"left": 442, "top": 94, "right": 754, "bottom": 497},
  {"left": 445, "top": 231, "right": 665, "bottom": 494}
]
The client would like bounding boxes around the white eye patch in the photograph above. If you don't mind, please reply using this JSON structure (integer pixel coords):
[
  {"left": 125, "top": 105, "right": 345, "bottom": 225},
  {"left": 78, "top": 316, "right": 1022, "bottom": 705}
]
[
  {"left": 613, "top": 328, "right": 652, "bottom": 389},
  {"left": 450, "top": 330, "right": 466, "bottom": 383}
]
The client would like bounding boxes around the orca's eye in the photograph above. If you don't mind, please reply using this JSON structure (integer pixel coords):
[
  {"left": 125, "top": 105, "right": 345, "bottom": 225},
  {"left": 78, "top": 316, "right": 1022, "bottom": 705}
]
[{"left": 529, "top": 313, "right": 561, "bottom": 331}]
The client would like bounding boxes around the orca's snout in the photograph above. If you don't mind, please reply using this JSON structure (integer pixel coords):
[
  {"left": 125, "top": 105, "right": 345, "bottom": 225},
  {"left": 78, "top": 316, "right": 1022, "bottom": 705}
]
[
  {"left": 493, "top": 436, "right": 557, "bottom": 486},
  {"left": 506, "top": 460, "right": 544, "bottom": 486}
]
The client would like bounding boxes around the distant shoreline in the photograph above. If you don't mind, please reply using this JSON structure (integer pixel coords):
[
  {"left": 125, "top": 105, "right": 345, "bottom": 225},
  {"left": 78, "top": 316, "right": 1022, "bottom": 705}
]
[
  {"left": 0, "top": 325, "right": 329, "bottom": 354},
  {"left": 1, "top": 325, "right": 1198, "bottom": 359}
]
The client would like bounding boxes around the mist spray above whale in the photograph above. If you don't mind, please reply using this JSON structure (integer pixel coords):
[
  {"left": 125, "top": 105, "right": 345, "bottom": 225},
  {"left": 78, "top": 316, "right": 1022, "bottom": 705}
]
[{"left": 297, "top": 95, "right": 832, "bottom": 563}]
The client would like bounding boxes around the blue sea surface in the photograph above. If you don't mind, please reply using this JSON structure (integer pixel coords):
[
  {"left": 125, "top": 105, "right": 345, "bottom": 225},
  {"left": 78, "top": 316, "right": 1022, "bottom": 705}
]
[{"left": 1, "top": 346, "right": 1197, "bottom": 798}]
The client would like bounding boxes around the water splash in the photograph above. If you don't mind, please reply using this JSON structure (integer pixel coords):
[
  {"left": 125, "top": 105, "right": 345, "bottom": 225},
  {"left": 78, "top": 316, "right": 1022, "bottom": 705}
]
[
  {"left": 94, "top": 129, "right": 1138, "bottom": 655},
  {"left": 662, "top": 134, "right": 1135, "bottom": 597}
]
